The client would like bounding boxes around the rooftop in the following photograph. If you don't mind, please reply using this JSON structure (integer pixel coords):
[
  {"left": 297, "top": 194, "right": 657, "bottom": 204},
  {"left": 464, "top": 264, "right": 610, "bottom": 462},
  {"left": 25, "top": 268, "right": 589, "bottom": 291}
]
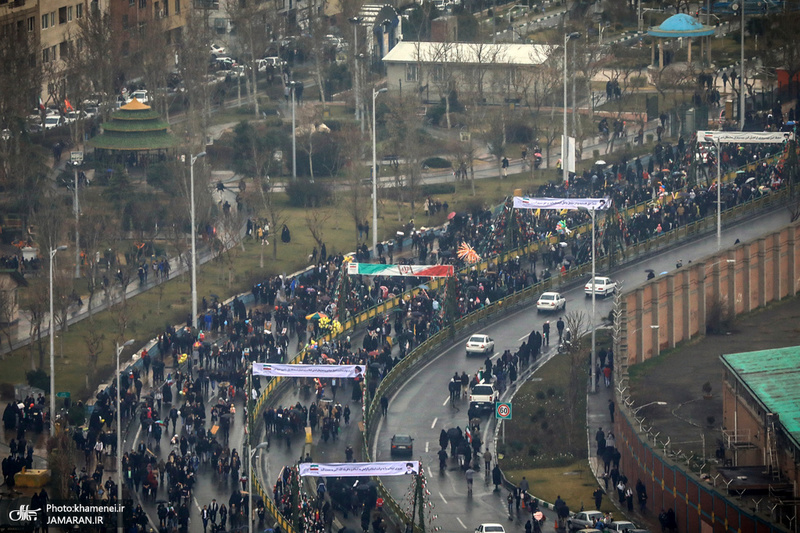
[
  {"left": 648, "top": 13, "right": 715, "bottom": 37},
  {"left": 720, "top": 346, "right": 800, "bottom": 449},
  {"left": 382, "top": 41, "right": 553, "bottom": 67}
]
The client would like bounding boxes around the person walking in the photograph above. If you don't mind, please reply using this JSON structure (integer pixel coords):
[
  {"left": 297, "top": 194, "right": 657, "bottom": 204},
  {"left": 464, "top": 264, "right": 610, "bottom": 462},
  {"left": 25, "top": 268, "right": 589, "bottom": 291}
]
[
  {"left": 380, "top": 395, "right": 389, "bottom": 416},
  {"left": 556, "top": 317, "right": 565, "bottom": 343},
  {"left": 483, "top": 450, "right": 492, "bottom": 475},
  {"left": 465, "top": 467, "right": 475, "bottom": 494},
  {"left": 608, "top": 400, "right": 615, "bottom": 423},
  {"left": 492, "top": 464, "right": 502, "bottom": 491},
  {"left": 542, "top": 321, "right": 550, "bottom": 345},
  {"left": 593, "top": 487, "right": 604, "bottom": 510}
]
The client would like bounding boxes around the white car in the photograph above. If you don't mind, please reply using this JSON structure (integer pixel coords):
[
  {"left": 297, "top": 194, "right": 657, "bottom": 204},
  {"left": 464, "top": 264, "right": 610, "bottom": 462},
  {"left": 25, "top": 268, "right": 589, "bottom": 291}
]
[
  {"left": 129, "top": 89, "right": 149, "bottom": 103},
  {"left": 475, "top": 524, "right": 505, "bottom": 533},
  {"left": 567, "top": 511, "right": 604, "bottom": 531},
  {"left": 536, "top": 291, "right": 566, "bottom": 313},
  {"left": 257, "top": 56, "right": 285, "bottom": 71},
  {"left": 584, "top": 276, "right": 617, "bottom": 297},
  {"left": 44, "top": 115, "right": 64, "bottom": 129},
  {"left": 210, "top": 43, "right": 226, "bottom": 56},
  {"left": 469, "top": 382, "right": 498, "bottom": 411},
  {"left": 606, "top": 521, "right": 637, "bottom": 532},
  {"left": 465, "top": 334, "right": 494, "bottom": 355}
]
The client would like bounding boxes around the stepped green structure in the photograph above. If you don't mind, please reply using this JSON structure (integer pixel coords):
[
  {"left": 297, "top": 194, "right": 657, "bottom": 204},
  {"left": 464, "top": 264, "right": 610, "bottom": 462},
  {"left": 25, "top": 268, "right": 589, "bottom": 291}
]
[{"left": 88, "top": 98, "right": 179, "bottom": 160}]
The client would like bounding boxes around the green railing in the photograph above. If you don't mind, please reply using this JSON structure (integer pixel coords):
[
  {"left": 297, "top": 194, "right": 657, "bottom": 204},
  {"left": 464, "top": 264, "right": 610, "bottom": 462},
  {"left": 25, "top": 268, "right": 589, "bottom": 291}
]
[{"left": 250, "top": 152, "right": 791, "bottom": 532}]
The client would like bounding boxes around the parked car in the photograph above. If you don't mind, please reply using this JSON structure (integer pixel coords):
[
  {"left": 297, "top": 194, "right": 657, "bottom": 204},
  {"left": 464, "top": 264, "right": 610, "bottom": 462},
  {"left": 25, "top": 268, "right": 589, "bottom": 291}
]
[
  {"left": 567, "top": 511, "right": 604, "bottom": 531},
  {"left": 584, "top": 276, "right": 617, "bottom": 297},
  {"left": 390, "top": 434, "right": 413, "bottom": 457},
  {"left": 465, "top": 334, "right": 494, "bottom": 355},
  {"left": 469, "top": 382, "right": 498, "bottom": 411},
  {"left": 257, "top": 56, "right": 286, "bottom": 71},
  {"left": 475, "top": 525, "right": 505, "bottom": 533},
  {"left": 43, "top": 115, "right": 64, "bottom": 130},
  {"left": 129, "top": 89, "right": 149, "bottom": 103},
  {"left": 210, "top": 43, "right": 226, "bottom": 56},
  {"left": 536, "top": 291, "right": 566, "bottom": 313}
]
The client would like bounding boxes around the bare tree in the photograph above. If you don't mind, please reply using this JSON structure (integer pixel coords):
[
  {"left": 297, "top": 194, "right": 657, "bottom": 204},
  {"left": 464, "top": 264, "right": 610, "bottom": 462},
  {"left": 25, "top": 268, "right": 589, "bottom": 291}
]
[
  {"left": 384, "top": 97, "right": 427, "bottom": 218},
  {"left": 305, "top": 210, "right": 332, "bottom": 251},
  {"left": 422, "top": 41, "right": 459, "bottom": 130},
  {"left": 563, "top": 310, "right": 590, "bottom": 448},
  {"left": 82, "top": 326, "right": 105, "bottom": 389}
]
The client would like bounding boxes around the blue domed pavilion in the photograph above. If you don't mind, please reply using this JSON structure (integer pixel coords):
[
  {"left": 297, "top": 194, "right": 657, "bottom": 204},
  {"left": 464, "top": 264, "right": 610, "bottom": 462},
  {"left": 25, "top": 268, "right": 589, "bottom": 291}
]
[{"left": 647, "top": 14, "right": 715, "bottom": 66}]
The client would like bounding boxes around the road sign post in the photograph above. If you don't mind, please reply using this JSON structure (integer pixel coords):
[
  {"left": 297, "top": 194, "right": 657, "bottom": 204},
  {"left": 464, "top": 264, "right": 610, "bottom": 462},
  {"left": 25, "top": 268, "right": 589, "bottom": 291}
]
[{"left": 496, "top": 402, "right": 512, "bottom": 444}]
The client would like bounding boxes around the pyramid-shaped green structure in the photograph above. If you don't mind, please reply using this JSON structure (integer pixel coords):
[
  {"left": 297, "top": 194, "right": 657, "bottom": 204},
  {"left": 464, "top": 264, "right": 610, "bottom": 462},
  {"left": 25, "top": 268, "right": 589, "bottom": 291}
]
[{"left": 88, "top": 98, "right": 180, "bottom": 151}]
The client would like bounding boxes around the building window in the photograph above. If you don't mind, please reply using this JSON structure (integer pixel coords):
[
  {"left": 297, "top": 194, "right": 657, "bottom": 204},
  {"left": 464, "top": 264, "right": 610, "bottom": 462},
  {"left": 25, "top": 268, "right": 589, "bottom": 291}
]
[
  {"left": 139, "top": 0, "right": 146, "bottom": 9},
  {"left": 121, "top": 40, "right": 129, "bottom": 56},
  {"left": 42, "top": 47, "right": 49, "bottom": 62},
  {"left": 163, "top": 0, "right": 168, "bottom": 15},
  {"left": 122, "top": 14, "right": 128, "bottom": 28},
  {"left": 175, "top": 0, "right": 179, "bottom": 13},
  {"left": 41, "top": 14, "right": 49, "bottom": 29},
  {"left": 59, "top": 40, "right": 68, "bottom": 58},
  {"left": 58, "top": 6, "right": 66, "bottom": 24},
  {"left": 431, "top": 65, "right": 444, "bottom": 83},
  {"left": 154, "top": 1, "right": 159, "bottom": 15},
  {"left": 27, "top": 16, "right": 34, "bottom": 31},
  {"left": 76, "top": 3, "right": 82, "bottom": 17},
  {"left": 405, "top": 64, "right": 418, "bottom": 82},
  {"left": 50, "top": 12, "right": 55, "bottom": 26},
  {"left": 67, "top": 6, "right": 73, "bottom": 20}
]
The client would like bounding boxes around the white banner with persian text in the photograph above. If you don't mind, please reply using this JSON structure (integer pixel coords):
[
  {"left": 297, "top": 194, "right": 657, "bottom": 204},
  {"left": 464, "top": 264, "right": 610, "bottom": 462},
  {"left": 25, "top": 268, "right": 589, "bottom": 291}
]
[
  {"left": 298, "top": 461, "right": 420, "bottom": 477},
  {"left": 697, "top": 131, "right": 794, "bottom": 144},
  {"left": 252, "top": 363, "right": 364, "bottom": 379},
  {"left": 513, "top": 196, "right": 612, "bottom": 211}
]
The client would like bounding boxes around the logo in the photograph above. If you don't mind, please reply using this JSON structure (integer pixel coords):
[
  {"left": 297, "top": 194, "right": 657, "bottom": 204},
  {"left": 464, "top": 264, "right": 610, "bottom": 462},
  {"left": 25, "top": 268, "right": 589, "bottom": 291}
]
[
  {"left": 309, "top": 464, "right": 319, "bottom": 473},
  {"left": 9, "top": 505, "right": 41, "bottom": 522}
]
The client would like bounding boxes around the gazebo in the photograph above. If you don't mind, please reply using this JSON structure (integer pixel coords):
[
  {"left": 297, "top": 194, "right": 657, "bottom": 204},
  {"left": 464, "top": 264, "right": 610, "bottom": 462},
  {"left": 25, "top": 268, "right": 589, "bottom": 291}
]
[
  {"left": 88, "top": 98, "right": 180, "bottom": 167},
  {"left": 647, "top": 14, "right": 715, "bottom": 67}
]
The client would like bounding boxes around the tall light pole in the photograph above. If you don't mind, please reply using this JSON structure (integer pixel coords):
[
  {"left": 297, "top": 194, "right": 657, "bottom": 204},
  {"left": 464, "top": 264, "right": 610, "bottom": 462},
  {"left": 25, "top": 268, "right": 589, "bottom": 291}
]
[
  {"left": 290, "top": 81, "right": 297, "bottom": 180},
  {"left": 562, "top": 32, "right": 580, "bottom": 186},
  {"left": 372, "top": 87, "right": 388, "bottom": 254},
  {"left": 116, "top": 338, "right": 134, "bottom": 533},
  {"left": 739, "top": 1, "right": 745, "bottom": 131},
  {"left": 349, "top": 17, "right": 361, "bottom": 127},
  {"left": 74, "top": 165, "right": 80, "bottom": 278},
  {"left": 190, "top": 151, "right": 206, "bottom": 331},
  {"left": 248, "top": 441, "right": 270, "bottom": 533},
  {"left": 590, "top": 207, "right": 597, "bottom": 393},
  {"left": 49, "top": 244, "right": 67, "bottom": 435},
  {"left": 715, "top": 137, "right": 722, "bottom": 249}
]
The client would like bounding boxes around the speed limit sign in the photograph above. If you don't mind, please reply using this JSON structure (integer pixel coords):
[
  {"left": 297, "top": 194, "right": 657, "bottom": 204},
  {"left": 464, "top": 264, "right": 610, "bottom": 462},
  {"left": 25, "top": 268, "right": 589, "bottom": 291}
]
[{"left": 495, "top": 402, "right": 512, "bottom": 420}]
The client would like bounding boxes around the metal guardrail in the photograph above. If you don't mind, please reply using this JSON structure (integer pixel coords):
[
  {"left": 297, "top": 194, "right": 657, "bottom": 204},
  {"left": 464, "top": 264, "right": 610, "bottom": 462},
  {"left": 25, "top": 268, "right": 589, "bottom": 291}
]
[{"left": 249, "top": 152, "right": 791, "bottom": 531}]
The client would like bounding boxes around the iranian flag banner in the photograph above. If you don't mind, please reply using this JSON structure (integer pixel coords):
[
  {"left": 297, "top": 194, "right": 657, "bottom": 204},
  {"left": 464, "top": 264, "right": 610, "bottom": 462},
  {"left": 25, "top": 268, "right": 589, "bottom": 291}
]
[{"left": 346, "top": 263, "right": 454, "bottom": 278}]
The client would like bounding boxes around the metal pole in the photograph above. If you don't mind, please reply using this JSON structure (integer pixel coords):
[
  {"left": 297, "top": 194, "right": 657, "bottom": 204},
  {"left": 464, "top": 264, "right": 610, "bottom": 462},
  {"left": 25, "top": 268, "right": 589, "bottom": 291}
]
[
  {"left": 352, "top": 21, "right": 360, "bottom": 125},
  {"left": 116, "top": 342, "right": 123, "bottom": 533},
  {"left": 716, "top": 138, "right": 722, "bottom": 250},
  {"left": 739, "top": 4, "right": 745, "bottom": 131},
  {"left": 248, "top": 446, "right": 253, "bottom": 533},
  {"left": 49, "top": 248, "right": 55, "bottom": 436},
  {"left": 190, "top": 155, "right": 199, "bottom": 330},
  {"left": 638, "top": 0, "right": 642, "bottom": 32},
  {"left": 591, "top": 208, "right": 597, "bottom": 393},
  {"left": 562, "top": 32, "right": 568, "bottom": 186},
  {"left": 291, "top": 83, "right": 297, "bottom": 180},
  {"left": 74, "top": 167, "right": 80, "bottom": 278},
  {"left": 372, "top": 90, "right": 378, "bottom": 254}
]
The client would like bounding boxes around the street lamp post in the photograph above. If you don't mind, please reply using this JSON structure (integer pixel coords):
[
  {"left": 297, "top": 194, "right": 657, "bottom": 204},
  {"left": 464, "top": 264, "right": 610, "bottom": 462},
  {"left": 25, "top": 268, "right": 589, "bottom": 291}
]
[
  {"left": 590, "top": 207, "right": 597, "bottom": 393},
  {"left": 739, "top": 2, "right": 745, "bottom": 131},
  {"left": 74, "top": 166, "right": 80, "bottom": 279},
  {"left": 116, "top": 338, "right": 134, "bottom": 533},
  {"left": 190, "top": 151, "right": 206, "bottom": 332},
  {"left": 372, "top": 87, "right": 388, "bottom": 254},
  {"left": 290, "top": 81, "right": 297, "bottom": 180},
  {"left": 248, "top": 442, "right": 270, "bottom": 533},
  {"left": 562, "top": 32, "right": 580, "bottom": 186},
  {"left": 49, "top": 245, "right": 67, "bottom": 435},
  {"left": 714, "top": 137, "right": 721, "bottom": 250}
]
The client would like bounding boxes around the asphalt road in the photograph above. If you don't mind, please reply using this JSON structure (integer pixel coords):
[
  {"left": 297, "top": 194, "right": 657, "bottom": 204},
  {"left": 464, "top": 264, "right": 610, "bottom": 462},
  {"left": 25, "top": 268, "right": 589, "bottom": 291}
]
[{"left": 372, "top": 206, "right": 793, "bottom": 532}]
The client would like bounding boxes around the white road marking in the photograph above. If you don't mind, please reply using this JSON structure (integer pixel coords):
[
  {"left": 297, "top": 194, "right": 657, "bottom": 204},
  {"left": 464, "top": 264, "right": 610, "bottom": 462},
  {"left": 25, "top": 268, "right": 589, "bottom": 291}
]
[
  {"left": 456, "top": 517, "right": 467, "bottom": 529},
  {"left": 518, "top": 335, "right": 529, "bottom": 342},
  {"left": 431, "top": 418, "right": 438, "bottom": 429},
  {"left": 425, "top": 441, "right": 429, "bottom": 453},
  {"left": 439, "top": 491, "right": 448, "bottom": 504},
  {"left": 443, "top": 396, "right": 450, "bottom": 406}
]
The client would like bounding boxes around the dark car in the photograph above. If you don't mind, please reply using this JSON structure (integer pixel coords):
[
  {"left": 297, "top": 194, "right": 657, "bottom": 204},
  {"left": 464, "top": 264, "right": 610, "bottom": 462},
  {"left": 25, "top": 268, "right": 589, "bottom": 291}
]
[{"left": 390, "top": 434, "right": 413, "bottom": 457}]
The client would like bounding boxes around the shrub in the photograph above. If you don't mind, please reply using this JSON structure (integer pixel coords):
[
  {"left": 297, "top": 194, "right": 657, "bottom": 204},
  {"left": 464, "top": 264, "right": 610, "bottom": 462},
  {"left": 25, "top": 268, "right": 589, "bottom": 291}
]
[
  {"left": 535, "top": 390, "right": 546, "bottom": 400},
  {"left": 420, "top": 183, "right": 456, "bottom": 195},
  {"left": 422, "top": 157, "right": 452, "bottom": 169},
  {"left": 527, "top": 445, "right": 539, "bottom": 456},
  {"left": 547, "top": 387, "right": 556, "bottom": 397},
  {"left": 505, "top": 121, "right": 535, "bottom": 144},
  {"left": 26, "top": 369, "right": 49, "bottom": 393},
  {"left": 285, "top": 178, "right": 333, "bottom": 207}
]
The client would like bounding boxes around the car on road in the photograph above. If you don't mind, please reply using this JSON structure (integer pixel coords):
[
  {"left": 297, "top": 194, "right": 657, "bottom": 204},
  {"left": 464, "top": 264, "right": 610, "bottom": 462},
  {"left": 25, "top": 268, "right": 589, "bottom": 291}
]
[
  {"left": 475, "top": 524, "right": 505, "bottom": 533},
  {"left": 257, "top": 56, "right": 286, "bottom": 71},
  {"left": 536, "top": 291, "right": 566, "bottom": 313},
  {"left": 584, "top": 276, "right": 617, "bottom": 297},
  {"left": 469, "top": 382, "right": 499, "bottom": 411},
  {"left": 606, "top": 521, "right": 637, "bottom": 532},
  {"left": 567, "top": 510, "right": 604, "bottom": 531},
  {"left": 44, "top": 115, "right": 64, "bottom": 130},
  {"left": 466, "top": 334, "right": 494, "bottom": 355},
  {"left": 390, "top": 434, "right": 413, "bottom": 457}
]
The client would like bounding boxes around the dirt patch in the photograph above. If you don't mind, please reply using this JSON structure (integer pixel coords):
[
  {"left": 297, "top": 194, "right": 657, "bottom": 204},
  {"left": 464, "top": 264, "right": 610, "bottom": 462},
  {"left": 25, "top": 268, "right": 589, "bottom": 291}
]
[{"left": 628, "top": 294, "right": 800, "bottom": 461}]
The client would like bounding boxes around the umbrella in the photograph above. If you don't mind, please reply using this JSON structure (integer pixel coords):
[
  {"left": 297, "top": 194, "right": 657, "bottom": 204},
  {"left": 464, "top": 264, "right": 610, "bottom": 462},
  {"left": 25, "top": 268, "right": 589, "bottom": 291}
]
[
  {"left": 660, "top": 271, "right": 668, "bottom": 275},
  {"left": 595, "top": 160, "right": 607, "bottom": 166},
  {"left": 736, "top": 170, "right": 746, "bottom": 175},
  {"left": 391, "top": 308, "right": 405, "bottom": 315},
  {"left": 558, "top": 242, "right": 568, "bottom": 248},
  {"left": 418, "top": 284, "right": 429, "bottom": 290},
  {"left": 534, "top": 152, "right": 542, "bottom": 158},
  {"left": 305, "top": 312, "right": 328, "bottom": 320},
  {"left": 447, "top": 212, "right": 457, "bottom": 220},
  {"left": 745, "top": 177, "right": 756, "bottom": 184}
]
